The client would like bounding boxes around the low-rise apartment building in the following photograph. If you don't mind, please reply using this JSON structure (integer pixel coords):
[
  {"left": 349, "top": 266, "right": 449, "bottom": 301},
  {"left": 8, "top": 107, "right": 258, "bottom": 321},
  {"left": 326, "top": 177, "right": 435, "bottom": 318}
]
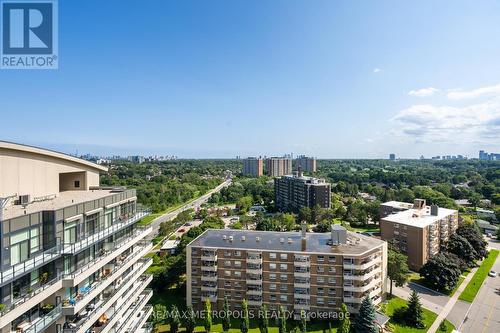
[
  {"left": 186, "top": 225, "right": 387, "bottom": 317},
  {"left": 380, "top": 199, "right": 458, "bottom": 270},
  {"left": 0, "top": 141, "right": 153, "bottom": 333},
  {"left": 274, "top": 173, "right": 331, "bottom": 212}
]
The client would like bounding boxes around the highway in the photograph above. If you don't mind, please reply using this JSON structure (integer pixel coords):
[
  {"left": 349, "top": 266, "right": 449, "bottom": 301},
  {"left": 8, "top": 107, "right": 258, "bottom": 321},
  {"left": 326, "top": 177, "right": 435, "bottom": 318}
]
[{"left": 148, "top": 178, "right": 231, "bottom": 237}]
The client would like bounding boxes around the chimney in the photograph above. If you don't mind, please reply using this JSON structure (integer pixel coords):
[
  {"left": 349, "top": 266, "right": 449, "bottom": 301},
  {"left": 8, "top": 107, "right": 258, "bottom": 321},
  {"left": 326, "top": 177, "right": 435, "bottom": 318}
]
[
  {"left": 301, "top": 221, "right": 307, "bottom": 251},
  {"left": 413, "top": 198, "right": 426, "bottom": 210},
  {"left": 430, "top": 204, "right": 439, "bottom": 216}
]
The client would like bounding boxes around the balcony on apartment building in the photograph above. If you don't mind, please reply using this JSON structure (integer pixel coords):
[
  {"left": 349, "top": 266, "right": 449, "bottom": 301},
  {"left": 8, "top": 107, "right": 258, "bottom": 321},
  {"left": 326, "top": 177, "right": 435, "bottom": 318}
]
[
  {"left": 200, "top": 261, "right": 217, "bottom": 272},
  {"left": 342, "top": 255, "right": 382, "bottom": 270},
  {"left": 114, "top": 288, "right": 153, "bottom": 333},
  {"left": 201, "top": 291, "right": 217, "bottom": 303},
  {"left": 246, "top": 273, "right": 262, "bottom": 285},
  {"left": 0, "top": 273, "right": 63, "bottom": 328},
  {"left": 200, "top": 272, "right": 217, "bottom": 282},
  {"left": 18, "top": 304, "right": 62, "bottom": 333},
  {"left": 343, "top": 277, "right": 381, "bottom": 293},
  {"left": 293, "top": 267, "right": 310, "bottom": 278},
  {"left": 246, "top": 252, "right": 262, "bottom": 265},
  {"left": 62, "top": 211, "right": 150, "bottom": 254},
  {"left": 293, "top": 288, "right": 310, "bottom": 300},
  {"left": 247, "top": 295, "right": 262, "bottom": 307},
  {"left": 246, "top": 263, "right": 262, "bottom": 274},
  {"left": 200, "top": 250, "right": 217, "bottom": 261},
  {"left": 62, "top": 272, "right": 152, "bottom": 333},
  {"left": 62, "top": 256, "right": 153, "bottom": 316},
  {"left": 246, "top": 285, "right": 262, "bottom": 296},
  {"left": 200, "top": 282, "right": 217, "bottom": 292},
  {"left": 293, "top": 278, "right": 310, "bottom": 288},
  {"left": 63, "top": 231, "right": 152, "bottom": 287},
  {"left": 343, "top": 264, "right": 381, "bottom": 281},
  {"left": 294, "top": 300, "right": 310, "bottom": 310},
  {"left": 293, "top": 255, "right": 310, "bottom": 267}
]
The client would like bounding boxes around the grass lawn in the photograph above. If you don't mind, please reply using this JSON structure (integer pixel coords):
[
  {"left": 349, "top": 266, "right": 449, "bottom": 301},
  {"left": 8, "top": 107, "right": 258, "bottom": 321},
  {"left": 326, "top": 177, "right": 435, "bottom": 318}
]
[
  {"left": 459, "top": 249, "right": 500, "bottom": 302},
  {"left": 381, "top": 296, "right": 455, "bottom": 333},
  {"left": 408, "top": 269, "right": 469, "bottom": 297}
]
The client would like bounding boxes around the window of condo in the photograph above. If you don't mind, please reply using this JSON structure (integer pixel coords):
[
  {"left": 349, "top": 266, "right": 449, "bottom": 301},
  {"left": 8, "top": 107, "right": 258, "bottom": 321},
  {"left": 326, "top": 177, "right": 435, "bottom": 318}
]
[
  {"left": 85, "top": 213, "right": 99, "bottom": 236},
  {"left": 270, "top": 284, "right": 277, "bottom": 290},
  {"left": 328, "top": 256, "right": 335, "bottom": 263},
  {"left": 225, "top": 281, "right": 231, "bottom": 287},
  {"left": 224, "top": 261, "right": 231, "bottom": 267},
  {"left": 270, "top": 253, "right": 277, "bottom": 259},
  {"left": 317, "top": 277, "right": 324, "bottom": 284},
  {"left": 317, "top": 255, "right": 324, "bottom": 262},
  {"left": 74, "top": 180, "right": 80, "bottom": 188},
  {"left": 280, "top": 274, "right": 287, "bottom": 281},
  {"left": 280, "top": 253, "right": 287, "bottom": 260},
  {"left": 269, "top": 274, "right": 276, "bottom": 280},
  {"left": 234, "top": 251, "right": 241, "bottom": 257},
  {"left": 317, "top": 298, "right": 324, "bottom": 305},
  {"left": 234, "top": 271, "right": 241, "bottom": 278},
  {"left": 280, "top": 264, "right": 288, "bottom": 271},
  {"left": 224, "top": 271, "right": 231, "bottom": 277},
  {"left": 10, "top": 230, "right": 30, "bottom": 265},
  {"left": 270, "top": 263, "right": 277, "bottom": 270},
  {"left": 280, "top": 285, "right": 287, "bottom": 292},
  {"left": 280, "top": 295, "right": 287, "bottom": 302},
  {"left": 328, "top": 267, "right": 335, "bottom": 273},
  {"left": 234, "top": 261, "right": 242, "bottom": 268},
  {"left": 317, "top": 267, "right": 324, "bottom": 273},
  {"left": 64, "top": 221, "right": 78, "bottom": 244},
  {"left": 329, "top": 277, "right": 336, "bottom": 284},
  {"left": 224, "top": 250, "right": 231, "bottom": 257}
]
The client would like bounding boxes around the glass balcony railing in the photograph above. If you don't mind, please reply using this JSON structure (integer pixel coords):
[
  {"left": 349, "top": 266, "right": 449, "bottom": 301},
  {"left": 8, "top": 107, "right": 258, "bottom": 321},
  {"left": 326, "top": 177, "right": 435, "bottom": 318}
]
[
  {"left": 24, "top": 304, "right": 62, "bottom": 333},
  {"left": 63, "top": 211, "right": 150, "bottom": 254}
]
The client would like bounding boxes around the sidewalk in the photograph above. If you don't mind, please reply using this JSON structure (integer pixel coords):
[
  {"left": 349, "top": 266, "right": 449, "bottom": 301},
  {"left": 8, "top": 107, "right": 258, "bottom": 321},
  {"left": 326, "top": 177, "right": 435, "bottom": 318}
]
[{"left": 426, "top": 265, "right": 479, "bottom": 333}]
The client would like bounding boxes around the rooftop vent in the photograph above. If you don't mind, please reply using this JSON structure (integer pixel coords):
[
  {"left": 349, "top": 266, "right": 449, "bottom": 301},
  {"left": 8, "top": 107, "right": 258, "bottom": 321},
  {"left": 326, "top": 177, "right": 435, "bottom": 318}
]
[
  {"left": 256, "top": 237, "right": 260, "bottom": 242},
  {"left": 222, "top": 235, "right": 227, "bottom": 240},
  {"left": 331, "top": 225, "right": 347, "bottom": 245},
  {"left": 229, "top": 236, "right": 234, "bottom": 242},
  {"left": 287, "top": 238, "right": 293, "bottom": 244},
  {"left": 280, "top": 238, "right": 285, "bottom": 244},
  {"left": 241, "top": 236, "right": 246, "bottom": 241},
  {"left": 430, "top": 204, "right": 439, "bottom": 216}
]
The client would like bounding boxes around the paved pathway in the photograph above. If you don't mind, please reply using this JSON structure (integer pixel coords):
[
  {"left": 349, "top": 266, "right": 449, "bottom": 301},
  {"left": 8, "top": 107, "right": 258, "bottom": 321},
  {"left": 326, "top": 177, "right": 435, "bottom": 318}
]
[{"left": 427, "top": 265, "right": 480, "bottom": 333}]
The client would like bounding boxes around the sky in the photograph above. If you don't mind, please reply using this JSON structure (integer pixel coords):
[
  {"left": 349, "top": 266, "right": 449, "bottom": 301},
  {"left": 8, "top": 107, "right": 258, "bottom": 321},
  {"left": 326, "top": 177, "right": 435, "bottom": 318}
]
[{"left": 1, "top": 0, "right": 500, "bottom": 158}]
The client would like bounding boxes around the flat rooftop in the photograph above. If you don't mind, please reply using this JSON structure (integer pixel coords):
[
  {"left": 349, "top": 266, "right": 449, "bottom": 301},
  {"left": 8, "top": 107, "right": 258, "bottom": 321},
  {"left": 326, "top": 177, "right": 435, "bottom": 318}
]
[
  {"left": 188, "top": 229, "right": 384, "bottom": 256},
  {"left": 382, "top": 201, "right": 414, "bottom": 210},
  {"left": 2, "top": 189, "right": 126, "bottom": 220},
  {"left": 382, "top": 206, "right": 457, "bottom": 228}
]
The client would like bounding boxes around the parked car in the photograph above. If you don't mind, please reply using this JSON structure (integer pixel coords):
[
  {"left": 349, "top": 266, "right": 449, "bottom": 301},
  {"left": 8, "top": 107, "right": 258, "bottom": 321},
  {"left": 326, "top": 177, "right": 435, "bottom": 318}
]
[{"left": 488, "top": 270, "right": 497, "bottom": 277}]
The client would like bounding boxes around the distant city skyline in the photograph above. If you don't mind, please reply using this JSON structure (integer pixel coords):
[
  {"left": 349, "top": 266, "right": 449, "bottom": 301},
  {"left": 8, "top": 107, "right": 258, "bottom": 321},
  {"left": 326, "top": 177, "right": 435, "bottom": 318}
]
[{"left": 1, "top": 1, "right": 500, "bottom": 158}]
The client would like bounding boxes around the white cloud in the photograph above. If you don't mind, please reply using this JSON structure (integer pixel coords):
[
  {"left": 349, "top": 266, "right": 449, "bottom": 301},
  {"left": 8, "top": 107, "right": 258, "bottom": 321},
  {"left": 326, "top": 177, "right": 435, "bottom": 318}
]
[
  {"left": 447, "top": 83, "right": 500, "bottom": 100},
  {"left": 391, "top": 98, "right": 500, "bottom": 144},
  {"left": 408, "top": 87, "right": 439, "bottom": 97},
  {"left": 373, "top": 68, "right": 382, "bottom": 73}
]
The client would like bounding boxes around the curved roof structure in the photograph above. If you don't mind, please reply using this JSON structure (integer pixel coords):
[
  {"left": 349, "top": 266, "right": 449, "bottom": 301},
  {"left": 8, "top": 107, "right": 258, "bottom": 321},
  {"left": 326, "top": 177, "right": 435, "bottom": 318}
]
[{"left": 0, "top": 140, "right": 107, "bottom": 172}]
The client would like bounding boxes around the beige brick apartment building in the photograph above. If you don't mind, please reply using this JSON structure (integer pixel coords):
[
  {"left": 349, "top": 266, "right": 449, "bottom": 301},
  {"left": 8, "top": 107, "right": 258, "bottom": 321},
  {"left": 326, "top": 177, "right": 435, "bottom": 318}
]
[
  {"left": 186, "top": 225, "right": 387, "bottom": 316},
  {"left": 380, "top": 199, "right": 458, "bottom": 270}
]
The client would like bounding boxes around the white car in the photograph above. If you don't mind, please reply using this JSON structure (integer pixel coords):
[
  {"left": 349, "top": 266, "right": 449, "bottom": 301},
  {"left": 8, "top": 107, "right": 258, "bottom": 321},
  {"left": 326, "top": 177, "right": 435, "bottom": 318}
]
[{"left": 488, "top": 270, "right": 497, "bottom": 277}]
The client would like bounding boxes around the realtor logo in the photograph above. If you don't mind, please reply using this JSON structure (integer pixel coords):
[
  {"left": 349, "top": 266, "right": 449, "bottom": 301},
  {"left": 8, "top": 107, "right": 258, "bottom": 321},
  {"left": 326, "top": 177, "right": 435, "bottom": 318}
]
[{"left": 1, "top": 0, "right": 58, "bottom": 69}]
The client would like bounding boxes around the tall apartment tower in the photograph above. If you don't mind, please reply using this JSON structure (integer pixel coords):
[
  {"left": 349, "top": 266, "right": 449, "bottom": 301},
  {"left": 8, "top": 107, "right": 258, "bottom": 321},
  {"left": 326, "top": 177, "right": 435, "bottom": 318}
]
[
  {"left": 389, "top": 154, "right": 396, "bottom": 161},
  {"left": 186, "top": 226, "right": 387, "bottom": 316},
  {"left": 0, "top": 142, "right": 153, "bottom": 333},
  {"left": 274, "top": 173, "right": 331, "bottom": 212},
  {"left": 265, "top": 157, "right": 293, "bottom": 177},
  {"left": 296, "top": 156, "right": 317, "bottom": 173},
  {"left": 242, "top": 157, "right": 263, "bottom": 177},
  {"left": 380, "top": 199, "right": 458, "bottom": 270}
]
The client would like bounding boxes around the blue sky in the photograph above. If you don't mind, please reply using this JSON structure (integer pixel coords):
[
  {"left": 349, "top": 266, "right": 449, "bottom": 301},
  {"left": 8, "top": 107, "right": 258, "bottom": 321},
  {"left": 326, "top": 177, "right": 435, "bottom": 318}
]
[{"left": 1, "top": 0, "right": 500, "bottom": 158}]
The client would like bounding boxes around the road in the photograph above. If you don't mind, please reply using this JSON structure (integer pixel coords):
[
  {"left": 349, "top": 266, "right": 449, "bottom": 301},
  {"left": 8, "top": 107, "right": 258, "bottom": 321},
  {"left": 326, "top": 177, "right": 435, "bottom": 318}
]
[
  {"left": 458, "top": 242, "right": 500, "bottom": 333},
  {"left": 149, "top": 178, "right": 231, "bottom": 237}
]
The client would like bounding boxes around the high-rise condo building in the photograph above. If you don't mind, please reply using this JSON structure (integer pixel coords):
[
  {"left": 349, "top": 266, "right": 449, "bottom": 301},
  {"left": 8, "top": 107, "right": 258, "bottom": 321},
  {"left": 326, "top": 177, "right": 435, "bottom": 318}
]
[
  {"left": 389, "top": 154, "right": 396, "bottom": 161},
  {"left": 186, "top": 225, "right": 387, "bottom": 316},
  {"left": 0, "top": 141, "right": 153, "bottom": 333},
  {"left": 296, "top": 156, "right": 317, "bottom": 173},
  {"left": 380, "top": 199, "right": 458, "bottom": 270},
  {"left": 274, "top": 173, "right": 331, "bottom": 212},
  {"left": 242, "top": 157, "right": 263, "bottom": 177},
  {"left": 264, "top": 157, "right": 293, "bottom": 177}
]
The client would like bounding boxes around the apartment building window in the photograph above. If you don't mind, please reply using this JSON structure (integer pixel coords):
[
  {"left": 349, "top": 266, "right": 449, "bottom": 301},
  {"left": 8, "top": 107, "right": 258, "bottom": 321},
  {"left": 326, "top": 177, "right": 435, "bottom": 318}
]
[
  {"left": 270, "top": 295, "right": 277, "bottom": 301},
  {"left": 74, "top": 180, "right": 80, "bottom": 188},
  {"left": 192, "top": 268, "right": 198, "bottom": 274},
  {"left": 328, "top": 267, "right": 335, "bottom": 273},
  {"left": 64, "top": 221, "right": 78, "bottom": 244},
  {"left": 269, "top": 274, "right": 276, "bottom": 280},
  {"left": 280, "top": 274, "right": 287, "bottom": 281},
  {"left": 270, "top": 284, "right": 277, "bottom": 291},
  {"left": 224, "top": 271, "right": 231, "bottom": 277},
  {"left": 317, "top": 255, "right": 325, "bottom": 262},
  {"left": 317, "top": 287, "right": 324, "bottom": 295},
  {"left": 85, "top": 213, "right": 99, "bottom": 235},
  {"left": 234, "top": 261, "right": 242, "bottom": 268},
  {"left": 225, "top": 281, "right": 231, "bottom": 287},
  {"left": 317, "top": 277, "right": 325, "bottom": 284},
  {"left": 280, "top": 295, "right": 288, "bottom": 302},
  {"left": 192, "top": 259, "right": 198, "bottom": 265},
  {"left": 270, "top": 253, "right": 277, "bottom": 259},
  {"left": 234, "top": 251, "right": 241, "bottom": 257},
  {"left": 329, "top": 277, "right": 336, "bottom": 284},
  {"left": 280, "top": 253, "right": 288, "bottom": 260},
  {"left": 235, "top": 292, "right": 242, "bottom": 298},
  {"left": 328, "top": 256, "right": 335, "bottom": 263},
  {"left": 317, "top": 266, "right": 324, "bottom": 273},
  {"left": 224, "top": 260, "right": 231, "bottom": 267},
  {"left": 225, "top": 291, "right": 231, "bottom": 297},
  {"left": 317, "top": 297, "right": 324, "bottom": 305},
  {"left": 328, "top": 288, "right": 336, "bottom": 296},
  {"left": 270, "top": 263, "right": 277, "bottom": 270},
  {"left": 192, "top": 249, "right": 198, "bottom": 255},
  {"left": 280, "top": 285, "right": 287, "bottom": 292},
  {"left": 10, "top": 229, "right": 39, "bottom": 265},
  {"left": 234, "top": 271, "right": 242, "bottom": 278},
  {"left": 280, "top": 264, "right": 288, "bottom": 271},
  {"left": 235, "top": 281, "right": 242, "bottom": 288},
  {"left": 224, "top": 250, "right": 231, "bottom": 257},
  {"left": 192, "top": 280, "right": 198, "bottom": 285},
  {"left": 328, "top": 300, "right": 335, "bottom": 306}
]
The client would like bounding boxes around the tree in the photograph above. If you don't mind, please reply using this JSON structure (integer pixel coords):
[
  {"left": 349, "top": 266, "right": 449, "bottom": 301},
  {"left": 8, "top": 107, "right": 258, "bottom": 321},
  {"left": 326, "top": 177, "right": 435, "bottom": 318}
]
[
  {"left": 406, "top": 290, "right": 425, "bottom": 328},
  {"left": 387, "top": 249, "right": 410, "bottom": 295},
  {"left": 204, "top": 299, "right": 212, "bottom": 333},
  {"left": 456, "top": 223, "right": 488, "bottom": 260},
  {"left": 241, "top": 299, "right": 249, "bottom": 333},
  {"left": 258, "top": 304, "right": 269, "bottom": 333},
  {"left": 237, "top": 196, "right": 253, "bottom": 214},
  {"left": 338, "top": 303, "right": 351, "bottom": 333},
  {"left": 299, "top": 310, "right": 307, "bottom": 333},
  {"left": 169, "top": 305, "right": 181, "bottom": 333},
  {"left": 420, "top": 252, "right": 461, "bottom": 291},
  {"left": 354, "top": 297, "right": 378, "bottom": 333},
  {"left": 279, "top": 305, "right": 287, "bottom": 333},
  {"left": 222, "top": 297, "right": 231, "bottom": 332},
  {"left": 299, "top": 207, "right": 312, "bottom": 224},
  {"left": 152, "top": 304, "right": 167, "bottom": 332},
  {"left": 446, "top": 233, "right": 477, "bottom": 267},
  {"left": 185, "top": 306, "right": 196, "bottom": 333}
]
